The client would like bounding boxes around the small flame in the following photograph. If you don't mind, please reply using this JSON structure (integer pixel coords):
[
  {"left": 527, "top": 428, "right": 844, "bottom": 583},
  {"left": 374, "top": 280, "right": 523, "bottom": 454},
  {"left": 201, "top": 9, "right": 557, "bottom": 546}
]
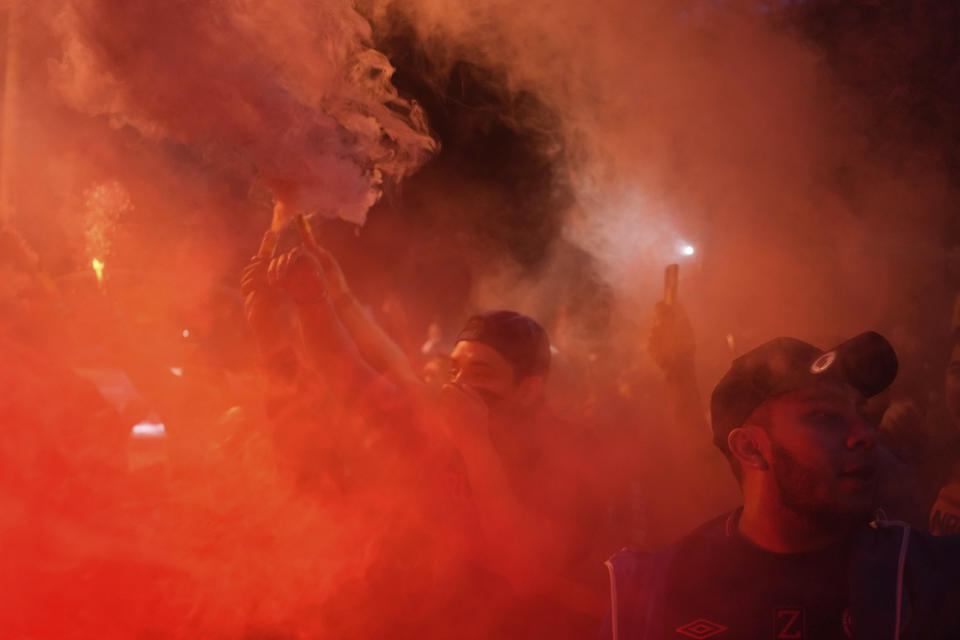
[{"left": 91, "top": 257, "right": 105, "bottom": 284}]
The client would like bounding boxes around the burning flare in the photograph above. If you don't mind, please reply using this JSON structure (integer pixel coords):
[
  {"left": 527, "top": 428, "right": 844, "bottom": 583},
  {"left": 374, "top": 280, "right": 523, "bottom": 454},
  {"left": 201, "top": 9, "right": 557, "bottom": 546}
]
[{"left": 91, "top": 257, "right": 104, "bottom": 285}]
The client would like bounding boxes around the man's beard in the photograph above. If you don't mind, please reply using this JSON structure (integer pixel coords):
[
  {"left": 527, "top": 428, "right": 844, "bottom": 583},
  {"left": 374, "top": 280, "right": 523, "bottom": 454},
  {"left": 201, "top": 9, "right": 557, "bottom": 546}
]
[{"left": 770, "top": 441, "right": 875, "bottom": 527}]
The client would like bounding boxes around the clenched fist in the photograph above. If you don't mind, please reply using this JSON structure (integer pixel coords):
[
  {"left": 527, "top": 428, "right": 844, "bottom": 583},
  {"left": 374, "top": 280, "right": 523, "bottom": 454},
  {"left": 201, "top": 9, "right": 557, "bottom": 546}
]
[{"left": 267, "top": 247, "right": 329, "bottom": 304}]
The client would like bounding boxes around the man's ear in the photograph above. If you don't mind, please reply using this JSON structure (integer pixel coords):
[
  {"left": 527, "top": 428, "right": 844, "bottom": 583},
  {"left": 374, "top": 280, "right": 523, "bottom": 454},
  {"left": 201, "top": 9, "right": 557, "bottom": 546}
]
[
  {"left": 728, "top": 426, "right": 770, "bottom": 472},
  {"left": 515, "top": 375, "right": 546, "bottom": 407}
]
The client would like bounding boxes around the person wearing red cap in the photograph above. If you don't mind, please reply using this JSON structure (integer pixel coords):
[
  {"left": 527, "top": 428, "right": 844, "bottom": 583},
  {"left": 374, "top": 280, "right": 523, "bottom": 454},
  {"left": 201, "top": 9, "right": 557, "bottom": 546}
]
[{"left": 603, "top": 333, "right": 960, "bottom": 640}]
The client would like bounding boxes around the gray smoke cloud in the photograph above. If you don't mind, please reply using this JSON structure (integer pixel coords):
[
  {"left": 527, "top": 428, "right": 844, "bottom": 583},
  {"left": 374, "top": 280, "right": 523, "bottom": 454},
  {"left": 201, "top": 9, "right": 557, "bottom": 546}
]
[
  {"left": 363, "top": 0, "right": 953, "bottom": 370},
  {"left": 47, "top": 0, "right": 437, "bottom": 225}
]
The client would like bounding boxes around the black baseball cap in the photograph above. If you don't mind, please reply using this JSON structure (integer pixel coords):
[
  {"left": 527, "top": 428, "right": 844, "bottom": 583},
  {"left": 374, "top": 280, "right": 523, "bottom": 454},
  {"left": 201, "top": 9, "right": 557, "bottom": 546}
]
[
  {"left": 456, "top": 310, "right": 551, "bottom": 379},
  {"left": 710, "top": 332, "right": 898, "bottom": 453}
]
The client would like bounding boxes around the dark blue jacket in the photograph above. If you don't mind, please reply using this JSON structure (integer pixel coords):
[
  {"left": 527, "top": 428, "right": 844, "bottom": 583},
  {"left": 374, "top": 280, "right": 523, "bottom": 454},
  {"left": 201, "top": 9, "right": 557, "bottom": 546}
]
[{"left": 602, "top": 511, "right": 960, "bottom": 640}]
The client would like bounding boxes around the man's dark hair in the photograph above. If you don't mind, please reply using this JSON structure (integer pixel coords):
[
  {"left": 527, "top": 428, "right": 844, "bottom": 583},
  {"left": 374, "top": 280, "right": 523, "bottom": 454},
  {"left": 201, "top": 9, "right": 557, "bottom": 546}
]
[{"left": 456, "top": 310, "right": 551, "bottom": 379}]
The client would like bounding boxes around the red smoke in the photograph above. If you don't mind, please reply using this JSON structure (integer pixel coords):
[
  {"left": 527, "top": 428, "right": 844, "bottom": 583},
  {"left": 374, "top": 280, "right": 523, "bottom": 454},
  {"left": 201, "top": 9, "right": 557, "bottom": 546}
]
[{"left": 0, "top": 0, "right": 955, "bottom": 638}]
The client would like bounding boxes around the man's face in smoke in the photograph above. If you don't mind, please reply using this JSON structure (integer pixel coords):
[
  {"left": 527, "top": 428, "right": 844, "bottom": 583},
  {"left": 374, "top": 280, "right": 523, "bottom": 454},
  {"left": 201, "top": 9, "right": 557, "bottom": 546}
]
[
  {"left": 761, "top": 383, "right": 879, "bottom": 524},
  {"left": 448, "top": 340, "right": 541, "bottom": 414},
  {"left": 945, "top": 342, "right": 960, "bottom": 427}
]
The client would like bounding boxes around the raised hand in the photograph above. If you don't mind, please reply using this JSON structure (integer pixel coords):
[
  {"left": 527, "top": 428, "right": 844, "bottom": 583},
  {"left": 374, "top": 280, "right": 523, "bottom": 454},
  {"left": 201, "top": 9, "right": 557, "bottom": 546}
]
[
  {"left": 267, "top": 247, "right": 329, "bottom": 305},
  {"left": 648, "top": 300, "right": 696, "bottom": 376},
  {"left": 241, "top": 237, "right": 284, "bottom": 340}
]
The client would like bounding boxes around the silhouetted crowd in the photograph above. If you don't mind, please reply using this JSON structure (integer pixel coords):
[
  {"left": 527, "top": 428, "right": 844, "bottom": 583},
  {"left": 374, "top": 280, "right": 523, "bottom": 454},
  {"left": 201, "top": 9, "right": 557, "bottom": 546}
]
[{"left": 4, "top": 222, "right": 960, "bottom": 638}]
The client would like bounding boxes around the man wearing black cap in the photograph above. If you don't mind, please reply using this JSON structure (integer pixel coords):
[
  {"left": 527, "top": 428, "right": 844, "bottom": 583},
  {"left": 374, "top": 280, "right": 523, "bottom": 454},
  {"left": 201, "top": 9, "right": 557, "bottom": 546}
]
[
  {"left": 437, "top": 309, "right": 609, "bottom": 626},
  {"left": 603, "top": 332, "right": 960, "bottom": 640},
  {"left": 249, "top": 244, "right": 605, "bottom": 636},
  {"left": 445, "top": 310, "right": 552, "bottom": 414},
  {"left": 253, "top": 246, "right": 557, "bottom": 422}
]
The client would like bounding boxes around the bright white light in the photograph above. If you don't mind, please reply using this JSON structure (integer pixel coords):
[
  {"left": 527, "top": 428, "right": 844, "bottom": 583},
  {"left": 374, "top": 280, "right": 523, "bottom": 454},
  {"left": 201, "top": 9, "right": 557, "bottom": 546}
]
[
  {"left": 681, "top": 244, "right": 695, "bottom": 256},
  {"left": 131, "top": 421, "right": 166, "bottom": 438},
  {"left": 181, "top": 329, "right": 190, "bottom": 338},
  {"left": 170, "top": 367, "right": 183, "bottom": 377}
]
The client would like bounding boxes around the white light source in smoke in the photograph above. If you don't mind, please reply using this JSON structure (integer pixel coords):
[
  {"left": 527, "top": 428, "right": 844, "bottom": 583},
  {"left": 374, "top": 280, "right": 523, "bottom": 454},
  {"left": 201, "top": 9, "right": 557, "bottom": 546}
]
[
  {"left": 131, "top": 421, "right": 166, "bottom": 438},
  {"left": 181, "top": 329, "right": 190, "bottom": 338},
  {"left": 170, "top": 367, "right": 183, "bottom": 377},
  {"left": 681, "top": 244, "right": 695, "bottom": 256}
]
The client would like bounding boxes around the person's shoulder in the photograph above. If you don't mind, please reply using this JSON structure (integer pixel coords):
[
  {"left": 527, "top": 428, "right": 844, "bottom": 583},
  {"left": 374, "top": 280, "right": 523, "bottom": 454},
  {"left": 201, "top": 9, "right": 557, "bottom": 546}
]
[
  {"left": 604, "top": 511, "right": 738, "bottom": 640},
  {"left": 858, "top": 518, "right": 960, "bottom": 596},
  {"left": 534, "top": 406, "right": 580, "bottom": 433},
  {"left": 899, "top": 527, "right": 960, "bottom": 635},
  {"left": 671, "top": 510, "right": 736, "bottom": 553},
  {"left": 607, "top": 510, "right": 735, "bottom": 570},
  {"left": 907, "top": 526, "right": 960, "bottom": 562},
  {"left": 532, "top": 407, "right": 600, "bottom": 457}
]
